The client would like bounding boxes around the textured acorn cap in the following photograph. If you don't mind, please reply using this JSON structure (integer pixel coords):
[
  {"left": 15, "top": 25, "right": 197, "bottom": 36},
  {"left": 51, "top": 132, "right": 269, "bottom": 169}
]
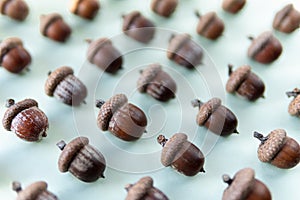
[
  {"left": 288, "top": 94, "right": 300, "bottom": 116},
  {"left": 40, "top": 13, "right": 63, "bottom": 36},
  {"left": 86, "top": 37, "right": 112, "bottom": 62},
  {"left": 222, "top": 168, "right": 255, "bottom": 200},
  {"left": 137, "top": 64, "right": 162, "bottom": 92},
  {"left": 257, "top": 129, "right": 287, "bottom": 162},
  {"left": 122, "top": 11, "right": 141, "bottom": 31},
  {"left": 167, "top": 33, "right": 191, "bottom": 59},
  {"left": 0, "top": 37, "right": 23, "bottom": 63},
  {"left": 226, "top": 65, "right": 251, "bottom": 93},
  {"left": 196, "top": 98, "right": 222, "bottom": 125},
  {"left": 14, "top": 181, "right": 48, "bottom": 200},
  {"left": 247, "top": 31, "right": 275, "bottom": 58},
  {"left": 125, "top": 176, "right": 153, "bottom": 200}
]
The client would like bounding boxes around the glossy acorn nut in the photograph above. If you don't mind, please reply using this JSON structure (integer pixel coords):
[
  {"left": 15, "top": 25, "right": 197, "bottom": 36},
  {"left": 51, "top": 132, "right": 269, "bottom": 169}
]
[
  {"left": 286, "top": 88, "right": 300, "bottom": 117},
  {"left": 167, "top": 33, "right": 203, "bottom": 69},
  {"left": 222, "top": 168, "right": 272, "bottom": 200},
  {"left": 273, "top": 4, "right": 300, "bottom": 33},
  {"left": 247, "top": 31, "right": 282, "bottom": 64},
  {"left": 125, "top": 176, "right": 169, "bottom": 200},
  {"left": 45, "top": 66, "right": 87, "bottom": 106},
  {"left": 0, "top": 37, "right": 31, "bottom": 73},
  {"left": 137, "top": 64, "right": 176, "bottom": 102},
  {"left": 122, "top": 11, "right": 155, "bottom": 43},
  {"left": 254, "top": 129, "right": 300, "bottom": 169},
  {"left": 222, "top": 0, "right": 246, "bottom": 14},
  {"left": 69, "top": 0, "right": 100, "bottom": 20},
  {"left": 2, "top": 99, "right": 48, "bottom": 142},
  {"left": 0, "top": 0, "right": 29, "bottom": 21},
  {"left": 96, "top": 94, "right": 147, "bottom": 141},
  {"left": 57, "top": 137, "right": 106, "bottom": 182},
  {"left": 191, "top": 98, "right": 238, "bottom": 136},
  {"left": 150, "top": 0, "right": 178, "bottom": 18},
  {"left": 226, "top": 64, "right": 265, "bottom": 101},
  {"left": 157, "top": 133, "right": 205, "bottom": 176},
  {"left": 195, "top": 11, "right": 225, "bottom": 40},
  {"left": 86, "top": 38, "right": 123, "bottom": 74},
  {"left": 12, "top": 181, "right": 58, "bottom": 200},
  {"left": 40, "top": 13, "right": 72, "bottom": 42}
]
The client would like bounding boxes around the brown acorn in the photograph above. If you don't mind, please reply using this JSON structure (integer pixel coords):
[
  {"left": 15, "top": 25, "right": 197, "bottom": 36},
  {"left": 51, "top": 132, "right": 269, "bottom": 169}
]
[
  {"left": 0, "top": 37, "right": 31, "bottom": 73},
  {"left": 96, "top": 94, "right": 147, "bottom": 141},
  {"left": 273, "top": 4, "right": 300, "bottom": 33},
  {"left": 86, "top": 38, "right": 123, "bottom": 74},
  {"left": 0, "top": 0, "right": 29, "bottom": 21},
  {"left": 286, "top": 88, "right": 300, "bottom": 117},
  {"left": 2, "top": 98, "right": 48, "bottom": 142},
  {"left": 45, "top": 66, "right": 87, "bottom": 106},
  {"left": 40, "top": 13, "right": 72, "bottom": 42},
  {"left": 195, "top": 11, "right": 225, "bottom": 40},
  {"left": 167, "top": 33, "right": 203, "bottom": 69},
  {"left": 247, "top": 31, "right": 282, "bottom": 64},
  {"left": 226, "top": 64, "right": 265, "bottom": 101},
  {"left": 150, "top": 0, "right": 178, "bottom": 17},
  {"left": 222, "top": 168, "right": 272, "bottom": 200},
  {"left": 254, "top": 129, "right": 300, "bottom": 169},
  {"left": 157, "top": 133, "right": 205, "bottom": 176},
  {"left": 191, "top": 98, "right": 238, "bottom": 136},
  {"left": 69, "top": 0, "right": 100, "bottom": 20},
  {"left": 57, "top": 137, "right": 106, "bottom": 182},
  {"left": 137, "top": 64, "right": 176, "bottom": 102},
  {"left": 222, "top": 0, "right": 246, "bottom": 14},
  {"left": 125, "top": 176, "right": 169, "bottom": 200},
  {"left": 122, "top": 11, "right": 155, "bottom": 43},
  {"left": 12, "top": 181, "right": 58, "bottom": 200}
]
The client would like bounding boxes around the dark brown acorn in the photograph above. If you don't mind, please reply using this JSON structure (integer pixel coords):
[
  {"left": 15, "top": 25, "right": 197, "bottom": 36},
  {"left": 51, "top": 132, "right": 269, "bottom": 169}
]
[
  {"left": 69, "top": 0, "right": 100, "bottom": 20},
  {"left": 286, "top": 88, "right": 300, "bottom": 117},
  {"left": 195, "top": 11, "right": 225, "bottom": 40},
  {"left": 254, "top": 129, "right": 300, "bottom": 169},
  {"left": 191, "top": 98, "right": 238, "bottom": 136},
  {"left": 86, "top": 38, "right": 123, "bottom": 74},
  {"left": 150, "top": 0, "right": 178, "bottom": 17},
  {"left": 167, "top": 33, "right": 203, "bottom": 69},
  {"left": 57, "top": 137, "right": 106, "bottom": 182},
  {"left": 40, "top": 13, "right": 72, "bottom": 42},
  {"left": 273, "top": 4, "right": 300, "bottom": 33},
  {"left": 122, "top": 11, "right": 155, "bottom": 43},
  {"left": 222, "top": 168, "right": 272, "bottom": 200},
  {"left": 247, "top": 31, "right": 282, "bottom": 64},
  {"left": 226, "top": 64, "right": 265, "bottom": 101},
  {"left": 125, "top": 176, "right": 169, "bottom": 200},
  {"left": 2, "top": 98, "right": 48, "bottom": 142},
  {"left": 0, "top": 37, "right": 31, "bottom": 73},
  {"left": 0, "top": 0, "right": 29, "bottom": 21},
  {"left": 45, "top": 66, "right": 87, "bottom": 106},
  {"left": 222, "top": 0, "right": 246, "bottom": 14},
  {"left": 96, "top": 94, "right": 147, "bottom": 141},
  {"left": 157, "top": 133, "right": 205, "bottom": 176},
  {"left": 137, "top": 63, "right": 177, "bottom": 102}
]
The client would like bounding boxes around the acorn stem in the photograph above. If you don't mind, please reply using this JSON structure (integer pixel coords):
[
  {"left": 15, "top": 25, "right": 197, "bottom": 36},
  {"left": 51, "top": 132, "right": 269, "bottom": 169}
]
[
  {"left": 95, "top": 99, "right": 105, "bottom": 109},
  {"left": 253, "top": 132, "right": 268, "bottom": 144},
  {"left": 222, "top": 174, "right": 233, "bottom": 185},
  {"left": 169, "top": 34, "right": 175, "bottom": 42},
  {"left": 286, "top": 88, "right": 300, "bottom": 98},
  {"left": 56, "top": 140, "right": 66, "bottom": 150},
  {"left": 157, "top": 135, "right": 168, "bottom": 147},
  {"left": 125, "top": 184, "right": 133, "bottom": 191},
  {"left": 47, "top": 71, "right": 52, "bottom": 76},
  {"left": 200, "top": 168, "right": 206, "bottom": 173},
  {"left": 195, "top": 10, "right": 202, "bottom": 18},
  {"left": 228, "top": 64, "right": 233, "bottom": 76},
  {"left": 5, "top": 99, "right": 15, "bottom": 108},
  {"left": 100, "top": 174, "right": 105, "bottom": 179},
  {"left": 85, "top": 39, "right": 92, "bottom": 44},
  {"left": 248, "top": 36, "right": 254, "bottom": 41},
  {"left": 233, "top": 129, "right": 239, "bottom": 134},
  {"left": 191, "top": 99, "right": 204, "bottom": 108},
  {"left": 12, "top": 182, "right": 22, "bottom": 193}
]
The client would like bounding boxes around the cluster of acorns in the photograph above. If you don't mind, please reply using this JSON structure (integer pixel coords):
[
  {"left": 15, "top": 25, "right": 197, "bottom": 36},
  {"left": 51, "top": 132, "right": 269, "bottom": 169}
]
[{"left": 1, "top": 0, "right": 300, "bottom": 199}]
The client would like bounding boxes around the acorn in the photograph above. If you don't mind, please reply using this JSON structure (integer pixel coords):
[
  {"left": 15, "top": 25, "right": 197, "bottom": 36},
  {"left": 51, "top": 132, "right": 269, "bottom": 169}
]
[
  {"left": 86, "top": 38, "right": 123, "bottom": 74},
  {"left": 69, "top": 0, "right": 100, "bottom": 20},
  {"left": 150, "top": 0, "right": 178, "bottom": 18},
  {"left": 0, "top": 37, "right": 31, "bottom": 74},
  {"left": 12, "top": 181, "right": 58, "bottom": 200},
  {"left": 122, "top": 11, "right": 155, "bottom": 43},
  {"left": 226, "top": 64, "right": 265, "bottom": 101},
  {"left": 96, "top": 94, "right": 147, "bottom": 141},
  {"left": 191, "top": 98, "right": 238, "bottom": 136},
  {"left": 0, "top": 0, "right": 29, "bottom": 21},
  {"left": 137, "top": 63, "right": 177, "bottom": 102},
  {"left": 222, "top": 0, "right": 246, "bottom": 14},
  {"left": 222, "top": 168, "right": 272, "bottom": 200},
  {"left": 45, "top": 66, "right": 87, "bottom": 106},
  {"left": 286, "top": 88, "right": 300, "bottom": 117},
  {"left": 247, "top": 31, "right": 282, "bottom": 64},
  {"left": 40, "top": 13, "right": 72, "bottom": 42},
  {"left": 2, "top": 98, "right": 48, "bottom": 142},
  {"left": 167, "top": 33, "right": 203, "bottom": 69},
  {"left": 254, "top": 129, "right": 300, "bottom": 169},
  {"left": 125, "top": 176, "right": 169, "bottom": 200},
  {"left": 195, "top": 11, "right": 225, "bottom": 40},
  {"left": 157, "top": 133, "right": 205, "bottom": 176},
  {"left": 57, "top": 137, "right": 106, "bottom": 182},
  {"left": 273, "top": 4, "right": 300, "bottom": 33}
]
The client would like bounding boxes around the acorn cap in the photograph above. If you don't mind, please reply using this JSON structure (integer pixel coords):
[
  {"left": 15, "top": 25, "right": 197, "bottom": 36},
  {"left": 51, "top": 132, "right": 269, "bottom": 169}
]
[
  {"left": 257, "top": 129, "right": 287, "bottom": 162},
  {"left": 86, "top": 38, "right": 112, "bottom": 62},
  {"left": 14, "top": 181, "right": 48, "bottom": 200},
  {"left": 125, "top": 176, "right": 153, "bottom": 200},
  {"left": 226, "top": 65, "right": 251, "bottom": 93},
  {"left": 40, "top": 13, "right": 63, "bottom": 36},
  {"left": 58, "top": 137, "right": 89, "bottom": 172},
  {"left": 97, "top": 94, "right": 128, "bottom": 131},
  {"left": 197, "top": 12, "right": 218, "bottom": 33},
  {"left": 0, "top": 37, "right": 23, "bottom": 63},
  {"left": 137, "top": 64, "right": 162, "bottom": 92},
  {"left": 247, "top": 31, "right": 275, "bottom": 58},
  {"left": 69, "top": 0, "right": 82, "bottom": 13},
  {"left": 122, "top": 11, "right": 141, "bottom": 31},
  {"left": 222, "top": 168, "right": 255, "bottom": 200},
  {"left": 45, "top": 66, "right": 74, "bottom": 96},
  {"left": 288, "top": 94, "right": 300, "bottom": 116},
  {"left": 2, "top": 99, "right": 38, "bottom": 131},
  {"left": 167, "top": 33, "right": 191, "bottom": 59},
  {"left": 196, "top": 98, "right": 222, "bottom": 125}
]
